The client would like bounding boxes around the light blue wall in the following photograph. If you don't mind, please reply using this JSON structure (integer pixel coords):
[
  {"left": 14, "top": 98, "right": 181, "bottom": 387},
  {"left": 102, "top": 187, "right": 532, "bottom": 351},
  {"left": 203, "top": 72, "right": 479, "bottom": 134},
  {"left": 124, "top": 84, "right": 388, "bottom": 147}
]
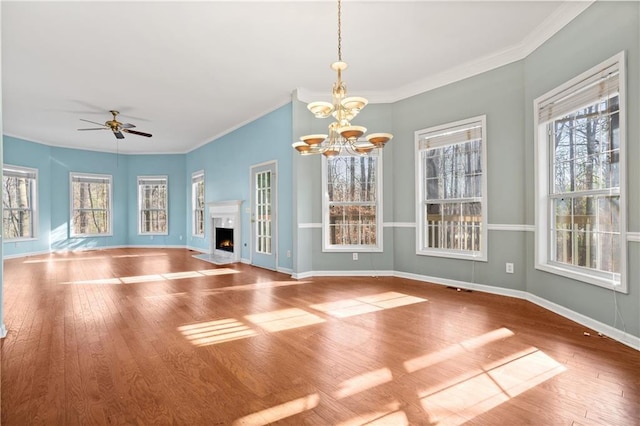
[
  {"left": 2, "top": 137, "right": 187, "bottom": 255},
  {"left": 49, "top": 145, "right": 129, "bottom": 251},
  {"left": 185, "top": 103, "right": 293, "bottom": 270}
]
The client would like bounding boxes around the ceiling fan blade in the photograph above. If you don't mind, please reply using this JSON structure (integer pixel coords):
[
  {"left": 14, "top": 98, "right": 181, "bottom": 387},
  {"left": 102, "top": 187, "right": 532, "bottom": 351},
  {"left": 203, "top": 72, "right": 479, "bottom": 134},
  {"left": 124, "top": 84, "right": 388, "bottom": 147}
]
[
  {"left": 123, "top": 129, "right": 152, "bottom": 137},
  {"left": 121, "top": 123, "right": 136, "bottom": 129},
  {"left": 80, "top": 118, "right": 107, "bottom": 127},
  {"left": 113, "top": 131, "right": 125, "bottom": 139},
  {"left": 78, "top": 128, "right": 108, "bottom": 131}
]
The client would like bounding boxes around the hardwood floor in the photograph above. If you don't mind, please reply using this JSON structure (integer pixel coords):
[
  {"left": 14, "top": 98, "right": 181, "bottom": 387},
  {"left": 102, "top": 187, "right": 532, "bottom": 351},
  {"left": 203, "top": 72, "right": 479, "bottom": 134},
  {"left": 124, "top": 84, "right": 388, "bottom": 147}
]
[{"left": 1, "top": 248, "right": 638, "bottom": 425}]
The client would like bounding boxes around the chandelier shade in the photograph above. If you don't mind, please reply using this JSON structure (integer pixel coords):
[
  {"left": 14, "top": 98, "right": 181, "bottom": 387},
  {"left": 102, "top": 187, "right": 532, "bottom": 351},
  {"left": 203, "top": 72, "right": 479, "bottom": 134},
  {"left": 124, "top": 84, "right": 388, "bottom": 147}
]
[{"left": 292, "top": 0, "right": 392, "bottom": 157}]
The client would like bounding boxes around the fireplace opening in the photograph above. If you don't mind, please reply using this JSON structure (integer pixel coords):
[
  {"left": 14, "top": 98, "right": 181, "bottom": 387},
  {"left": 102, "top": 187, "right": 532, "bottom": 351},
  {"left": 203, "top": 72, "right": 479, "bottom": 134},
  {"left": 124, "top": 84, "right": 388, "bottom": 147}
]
[{"left": 215, "top": 227, "right": 234, "bottom": 253}]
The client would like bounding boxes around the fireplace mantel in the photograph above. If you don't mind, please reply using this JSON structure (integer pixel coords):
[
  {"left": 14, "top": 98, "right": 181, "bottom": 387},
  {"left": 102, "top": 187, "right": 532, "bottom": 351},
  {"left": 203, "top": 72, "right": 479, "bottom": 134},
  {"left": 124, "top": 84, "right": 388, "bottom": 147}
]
[{"left": 207, "top": 200, "right": 243, "bottom": 215}]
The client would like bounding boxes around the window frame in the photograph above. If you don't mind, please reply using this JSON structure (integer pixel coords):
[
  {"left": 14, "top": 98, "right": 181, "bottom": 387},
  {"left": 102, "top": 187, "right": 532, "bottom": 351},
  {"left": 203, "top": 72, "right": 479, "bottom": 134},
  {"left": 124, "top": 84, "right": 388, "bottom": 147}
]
[
  {"left": 534, "top": 51, "right": 627, "bottom": 292},
  {"left": 2, "top": 164, "right": 38, "bottom": 242},
  {"left": 192, "top": 170, "right": 205, "bottom": 238},
  {"left": 415, "top": 115, "right": 488, "bottom": 261},
  {"left": 321, "top": 150, "right": 383, "bottom": 252},
  {"left": 70, "top": 172, "right": 113, "bottom": 237},
  {"left": 137, "top": 175, "right": 169, "bottom": 236}
]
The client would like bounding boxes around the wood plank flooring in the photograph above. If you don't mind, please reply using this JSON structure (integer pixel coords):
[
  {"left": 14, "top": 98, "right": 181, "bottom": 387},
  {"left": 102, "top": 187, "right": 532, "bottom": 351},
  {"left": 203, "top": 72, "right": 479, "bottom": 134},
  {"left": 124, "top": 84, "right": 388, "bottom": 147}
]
[{"left": 1, "top": 248, "right": 638, "bottom": 425}]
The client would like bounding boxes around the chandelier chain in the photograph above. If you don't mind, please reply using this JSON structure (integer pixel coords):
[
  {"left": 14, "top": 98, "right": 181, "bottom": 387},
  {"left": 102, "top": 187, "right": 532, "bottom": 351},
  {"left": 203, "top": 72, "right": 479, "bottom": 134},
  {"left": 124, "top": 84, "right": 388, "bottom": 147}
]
[{"left": 337, "top": 0, "right": 342, "bottom": 61}]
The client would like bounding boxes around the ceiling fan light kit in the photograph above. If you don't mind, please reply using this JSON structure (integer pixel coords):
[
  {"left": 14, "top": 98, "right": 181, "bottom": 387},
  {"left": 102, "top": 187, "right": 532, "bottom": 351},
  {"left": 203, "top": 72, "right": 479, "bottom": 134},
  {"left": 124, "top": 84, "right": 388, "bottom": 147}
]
[
  {"left": 292, "top": 0, "right": 392, "bottom": 157},
  {"left": 78, "top": 110, "right": 152, "bottom": 140}
]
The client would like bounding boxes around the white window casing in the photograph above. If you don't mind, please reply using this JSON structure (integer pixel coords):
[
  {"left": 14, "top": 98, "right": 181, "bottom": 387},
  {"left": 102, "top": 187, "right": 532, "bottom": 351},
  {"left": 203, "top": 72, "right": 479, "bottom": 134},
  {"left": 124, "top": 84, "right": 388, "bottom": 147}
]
[
  {"left": 322, "top": 151, "right": 383, "bottom": 252},
  {"left": 415, "top": 115, "right": 488, "bottom": 261},
  {"left": 138, "top": 175, "right": 168, "bottom": 235},
  {"left": 70, "top": 172, "right": 113, "bottom": 237},
  {"left": 192, "top": 170, "right": 205, "bottom": 237},
  {"left": 3, "top": 165, "right": 38, "bottom": 241},
  {"left": 534, "top": 52, "right": 627, "bottom": 292}
]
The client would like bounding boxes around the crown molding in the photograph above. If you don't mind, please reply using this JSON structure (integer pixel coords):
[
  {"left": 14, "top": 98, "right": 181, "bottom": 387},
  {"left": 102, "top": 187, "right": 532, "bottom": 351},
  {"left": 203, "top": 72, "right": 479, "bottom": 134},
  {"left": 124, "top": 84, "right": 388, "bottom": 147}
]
[{"left": 297, "top": 1, "right": 594, "bottom": 105}]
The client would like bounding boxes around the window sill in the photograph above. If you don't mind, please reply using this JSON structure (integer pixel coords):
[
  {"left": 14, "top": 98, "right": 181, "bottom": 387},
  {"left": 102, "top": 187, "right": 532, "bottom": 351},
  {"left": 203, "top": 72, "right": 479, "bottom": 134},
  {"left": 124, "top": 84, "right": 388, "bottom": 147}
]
[
  {"left": 3, "top": 237, "right": 38, "bottom": 243},
  {"left": 535, "top": 262, "right": 626, "bottom": 293},
  {"left": 417, "top": 249, "right": 487, "bottom": 262},
  {"left": 323, "top": 246, "right": 383, "bottom": 253}
]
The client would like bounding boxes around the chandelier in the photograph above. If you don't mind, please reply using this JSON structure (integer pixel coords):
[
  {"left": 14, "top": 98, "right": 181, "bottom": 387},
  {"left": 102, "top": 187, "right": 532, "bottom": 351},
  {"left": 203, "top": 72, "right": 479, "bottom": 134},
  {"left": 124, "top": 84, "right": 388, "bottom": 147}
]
[{"left": 292, "top": 0, "right": 392, "bottom": 156}]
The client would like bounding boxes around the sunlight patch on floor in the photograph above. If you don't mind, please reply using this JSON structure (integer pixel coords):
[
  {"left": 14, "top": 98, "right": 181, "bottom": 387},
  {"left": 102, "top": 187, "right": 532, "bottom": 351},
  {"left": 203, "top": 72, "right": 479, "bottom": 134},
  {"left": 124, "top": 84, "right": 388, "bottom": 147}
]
[
  {"left": 23, "top": 252, "right": 169, "bottom": 263},
  {"left": 333, "top": 368, "right": 394, "bottom": 399},
  {"left": 201, "top": 280, "right": 311, "bottom": 293},
  {"left": 178, "top": 318, "right": 258, "bottom": 347},
  {"left": 403, "top": 327, "right": 514, "bottom": 373},
  {"left": 232, "top": 393, "right": 320, "bottom": 426},
  {"left": 418, "top": 348, "right": 566, "bottom": 424},
  {"left": 310, "top": 292, "right": 427, "bottom": 318},
  {"left": 245, "top": 308, "right": 325, "bottom": 332},
  {"left": 337, "top": 402, "right": 408, "bottom": 426},
  {"left": 59, "top": 268, "right": 240, "bottom": 285}
]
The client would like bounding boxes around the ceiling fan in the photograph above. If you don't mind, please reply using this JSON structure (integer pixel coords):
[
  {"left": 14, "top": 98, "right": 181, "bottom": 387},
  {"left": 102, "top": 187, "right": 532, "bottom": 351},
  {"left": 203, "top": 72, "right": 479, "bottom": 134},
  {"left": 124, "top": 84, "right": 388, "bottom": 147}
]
[{"left": 78, "top": 110, "right": 152, "bottom": 140}]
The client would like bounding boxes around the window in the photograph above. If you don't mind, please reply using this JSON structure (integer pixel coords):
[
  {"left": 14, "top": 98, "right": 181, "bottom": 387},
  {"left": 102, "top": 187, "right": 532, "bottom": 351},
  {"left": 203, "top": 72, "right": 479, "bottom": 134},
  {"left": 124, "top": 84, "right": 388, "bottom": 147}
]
[
  {"left": 3, "top": 165, "right": 37, "bottom": 240},
  {"left": 71, "top": 173, "right": 112, "bottom": 236},
  {"left": 322, "top": 152, "right": 382, "bottom": 251},
  {"left": 138, "top": 176, "right": 168, "bottom": 235},
  {"left": 192, "top": 171, "right": 205, "bottom": 237},
  {"left": 534, "top": 52, "right": 626, "bottom": 291},
  {"left": 415, "top": 116, "right": 487, "bottom": 260}
]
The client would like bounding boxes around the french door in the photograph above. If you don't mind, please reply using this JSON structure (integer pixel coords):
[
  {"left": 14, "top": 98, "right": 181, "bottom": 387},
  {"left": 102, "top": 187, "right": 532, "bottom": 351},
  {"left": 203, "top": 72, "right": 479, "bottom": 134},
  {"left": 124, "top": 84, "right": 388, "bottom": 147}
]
[{"left": 250, "top": 161, "right": 277, "bottom": 270}]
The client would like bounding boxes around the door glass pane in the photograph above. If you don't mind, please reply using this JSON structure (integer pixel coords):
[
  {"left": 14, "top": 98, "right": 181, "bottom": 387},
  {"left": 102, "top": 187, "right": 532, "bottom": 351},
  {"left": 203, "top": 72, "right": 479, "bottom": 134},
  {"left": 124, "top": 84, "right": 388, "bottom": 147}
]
[{"left": 255, "top": 170, "right": 272, "bottom": 254}]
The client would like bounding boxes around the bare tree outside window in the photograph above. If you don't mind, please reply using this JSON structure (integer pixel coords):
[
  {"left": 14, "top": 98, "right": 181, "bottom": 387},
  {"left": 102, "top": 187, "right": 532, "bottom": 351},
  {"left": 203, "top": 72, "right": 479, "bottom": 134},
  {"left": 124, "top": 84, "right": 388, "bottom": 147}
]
[
  {"left": 71, "top": 173, "right": 111, "bottom": 235},
  {"left": 3, "top": 166, "right": 37, "bottom": 240},
  {"left": 324, "top": 153, "right": 382, "bottom": 250},
  {"left": 550, "top": 95, "right": 620, "bottom": 274},
  {"left": 534, "top": 52, "right": 625, "bottom": 291},
  {"left": 416, "top": 116, "right": 487, "bottom": 259},
  {"left": 192, "top": 171, "right": 205, "bottom": 236},
  {"left": 138, "top": 176, "right": 168, "bottom": 234}
]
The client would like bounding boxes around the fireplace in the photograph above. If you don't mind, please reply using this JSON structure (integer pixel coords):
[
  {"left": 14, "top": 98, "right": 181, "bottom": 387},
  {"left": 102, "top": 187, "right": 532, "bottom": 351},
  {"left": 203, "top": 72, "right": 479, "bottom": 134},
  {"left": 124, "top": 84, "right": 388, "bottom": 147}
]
[
  {"left": 215, "top": 227, "right": 234, "bottom": 253},
  {"left": 205, "top": 200, "right": 243, "bottom": 264}
]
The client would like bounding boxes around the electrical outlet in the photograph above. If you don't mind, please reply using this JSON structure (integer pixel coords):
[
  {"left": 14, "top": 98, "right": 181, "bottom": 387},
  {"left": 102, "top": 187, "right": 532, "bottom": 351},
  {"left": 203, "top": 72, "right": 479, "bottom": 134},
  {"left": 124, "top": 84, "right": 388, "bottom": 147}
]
[
  {"left": 287, "top": 250, "right": 291, "bottom": 258},
  {"left": 506, "top": 262, "right": 514, "bottom": 274},
  {"left": 352, "top": 252, "right": 358, "bottom": 261}
]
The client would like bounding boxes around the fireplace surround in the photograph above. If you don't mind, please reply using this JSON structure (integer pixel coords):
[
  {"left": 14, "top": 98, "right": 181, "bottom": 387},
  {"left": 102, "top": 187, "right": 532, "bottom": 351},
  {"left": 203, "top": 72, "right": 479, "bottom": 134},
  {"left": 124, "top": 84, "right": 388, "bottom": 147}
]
[{"left": 206, "top": 200, "right": 242, "bottom": 264}]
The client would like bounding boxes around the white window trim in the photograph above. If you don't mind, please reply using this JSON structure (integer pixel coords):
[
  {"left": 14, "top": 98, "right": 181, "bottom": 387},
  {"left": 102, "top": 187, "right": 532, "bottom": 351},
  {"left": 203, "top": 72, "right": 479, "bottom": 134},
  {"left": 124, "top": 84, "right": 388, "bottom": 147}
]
[
  {"left": 70, "top": 172, "right": 113, "bottom": 237},
  {"left": 415, "top": 115, "right": 488, "bottom": 261},
  {"left": 3, "top": 164, "right": 38, "bottom": 242},
  {"left": 534, "top": 51, "right": 627, "bottom": 293},
  {"left": 191, "top": 170, "right": 205, "bottom": 238},
  {"left": 137, "top": 175, "right": 169, "bottom": 236},
  {"left": 321, "top": 151, "right": 384, "bottom": 253}
]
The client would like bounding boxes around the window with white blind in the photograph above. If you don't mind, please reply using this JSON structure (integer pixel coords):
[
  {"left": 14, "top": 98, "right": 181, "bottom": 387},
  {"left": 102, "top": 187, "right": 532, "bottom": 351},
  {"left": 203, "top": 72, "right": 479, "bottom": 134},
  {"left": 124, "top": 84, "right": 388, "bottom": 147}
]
[
  {"left": 71, "top": 173, "right": 112, "bottom": 236},
  {"left": 415, "top": 116, "right": 487, "bottom": 260},
  {"left": 138, "top": 176, "right": 168, "bottom": 235},
  {"left": 534, "top": 52, "right": 626, "bottom": 292},
  {"left": 192, "top": 171, "right": 205, "bottom": 237},
  {"left": 322, "top": 152, "right": 383, "bottom": 252},
  {"left": 3, "top": 165, "right": 38, "bottom": 240}
]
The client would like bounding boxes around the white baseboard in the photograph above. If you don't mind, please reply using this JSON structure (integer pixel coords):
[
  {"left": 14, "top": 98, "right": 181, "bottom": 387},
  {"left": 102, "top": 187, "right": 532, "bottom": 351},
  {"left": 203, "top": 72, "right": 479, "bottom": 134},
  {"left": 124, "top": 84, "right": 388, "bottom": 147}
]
[
  {"left": 293, "top": 270, "right": 395, "bottom": 280},
  {"left": 0, "top": 323, "right": 7, "bottom": 339},
  {"left": 277, "top": 266, "right": 294, "bottom": 275}
]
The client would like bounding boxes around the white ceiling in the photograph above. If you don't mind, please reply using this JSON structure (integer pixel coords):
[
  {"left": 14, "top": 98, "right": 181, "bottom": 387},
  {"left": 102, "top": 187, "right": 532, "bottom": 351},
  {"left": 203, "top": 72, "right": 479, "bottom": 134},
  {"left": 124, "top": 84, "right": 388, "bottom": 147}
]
[{"left": 2, "top": 1, "right": 592, "bottom": 155}]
